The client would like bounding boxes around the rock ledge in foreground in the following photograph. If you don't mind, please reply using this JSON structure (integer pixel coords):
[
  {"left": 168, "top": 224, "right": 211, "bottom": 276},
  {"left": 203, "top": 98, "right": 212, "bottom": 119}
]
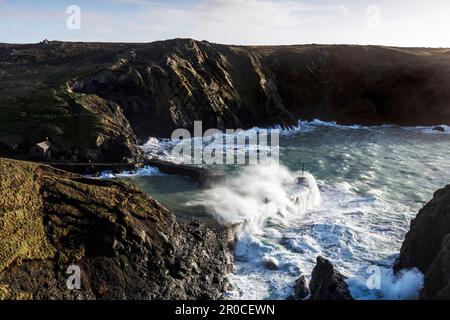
[{"left": 0, "top": 158, "right": 234, "bottom": 300}]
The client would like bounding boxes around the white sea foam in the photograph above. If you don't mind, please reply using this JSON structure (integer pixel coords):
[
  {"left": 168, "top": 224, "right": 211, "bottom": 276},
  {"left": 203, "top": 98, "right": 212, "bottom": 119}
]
[
  {"left": 189, "top": 161, "right": 324, "bottom": 300},
  {"left": 348, "top": 268, "right": 424, "bottom": 300},
  {"left": 139, "top": 120, "right": 450, "bottom": 164},
  {"left": 299, "top": 119, "right": 372, "bottom": 130},
  {"left": 133, "top": 121, "right": 446, "bottom": 301},
  {"left": 278, "top": 119, "right": 450, "bottom": 135},
  {"left": 141, "top": 128, "right": 279, "bottom": 164},
  {"left": 97, "top": 166, "right": 163, "bottom": 179},
  {"left": 402, "top": 124, "right": 450, "bottom": 135},
  {"left": 206, "top": 168, "right": 425, "bottom": 300},
  {"left": 141, "top": 137, "right": 179, "bottom": 162}
]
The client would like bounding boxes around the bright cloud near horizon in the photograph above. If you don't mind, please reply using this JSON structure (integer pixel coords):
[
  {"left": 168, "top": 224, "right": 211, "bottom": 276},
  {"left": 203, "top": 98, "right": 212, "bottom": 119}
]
[{"left": 1, "top": 0, "right": 449, "bottom": 47}]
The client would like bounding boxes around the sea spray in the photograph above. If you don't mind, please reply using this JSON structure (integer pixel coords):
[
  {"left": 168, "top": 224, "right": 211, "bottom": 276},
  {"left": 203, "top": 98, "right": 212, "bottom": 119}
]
[
  {"left": 348, "top": 268, "right": 424, "bottom": 300},
  {"left": 189, "top": 161, "right": 322, "bottom": 299},
  {"left": 190, "top": 161, "right": 321, "bottom": 235},
  {"left": 140, "top": 120, "right": 450, "bottom": 165}
]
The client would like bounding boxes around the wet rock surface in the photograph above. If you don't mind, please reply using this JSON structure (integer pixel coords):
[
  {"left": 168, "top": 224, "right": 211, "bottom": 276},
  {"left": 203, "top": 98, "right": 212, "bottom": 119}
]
[
  {"left": 292, "top": 276, "right": 309, "bottom": 300},
  {"left": 309, "top": 256, "right": 354, "bottom": 300},
  {"left": 395, "top": 185, "right": 450, "bottom": 299},
  {"left": 0, "top": 158, "right": 234, "bottom": 300}
]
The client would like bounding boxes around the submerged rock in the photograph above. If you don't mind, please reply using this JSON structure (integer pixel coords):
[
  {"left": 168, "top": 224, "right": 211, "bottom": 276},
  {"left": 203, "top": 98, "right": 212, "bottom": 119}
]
[
  {"left": 292, "top": 276, "right": 309, "bottom": 300},
  {"left": 309, "top": 256, "right": 354, "bottom": 300},
  {"left": 262, "top": 257, "right": 279, "bottom": 271},
  {"left": 433, "top": 126, "right": 446, "bottom": 132},
  {"left": 0, "top": 158, "right": 234, "bottom": 300},
  {"left": 395, "top": 185, "right": 450, "bottom": 299}
]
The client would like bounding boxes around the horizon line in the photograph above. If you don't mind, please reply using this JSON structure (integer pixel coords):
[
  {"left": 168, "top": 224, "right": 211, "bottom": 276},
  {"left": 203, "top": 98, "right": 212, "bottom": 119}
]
[{"left": 2, "top": 38, "right": 450, "bottom": 49}]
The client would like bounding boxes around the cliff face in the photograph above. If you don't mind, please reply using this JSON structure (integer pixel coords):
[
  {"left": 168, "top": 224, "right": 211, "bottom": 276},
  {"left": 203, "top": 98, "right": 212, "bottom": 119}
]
[
  {"left": 2, "top": 39, "right": 450, "bottom": 161},
  {"left": 395, "top": 185, "right": 450, "bottom": 300},
  {"left": 0, "top": 158, "right": 233, "bottom": 299},
  {"left": 70, "top": 40, "right": 450, "bottom": 139}
]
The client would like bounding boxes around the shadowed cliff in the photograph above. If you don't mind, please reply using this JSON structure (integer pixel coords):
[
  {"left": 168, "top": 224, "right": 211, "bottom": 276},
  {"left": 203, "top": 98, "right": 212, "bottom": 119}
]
[
  {"left": 2, "top": 39, "right": 450, "bottom": 161},
  {"left": 395, "top": 185, "right": 450, "bottom": 299}
]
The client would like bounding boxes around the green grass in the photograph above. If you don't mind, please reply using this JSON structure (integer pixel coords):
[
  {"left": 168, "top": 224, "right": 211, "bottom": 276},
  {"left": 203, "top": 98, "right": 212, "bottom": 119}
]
[{"left": 0, "top": 84, "right": 108, "bottom": 160}]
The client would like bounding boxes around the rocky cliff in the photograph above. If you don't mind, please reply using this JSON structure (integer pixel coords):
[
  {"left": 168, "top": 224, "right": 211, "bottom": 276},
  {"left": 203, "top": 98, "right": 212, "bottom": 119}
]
[
  {"left": 395, "top": 185, "right": 450, "bottom": 299},
  {"left": 0, "top": 158, "right": 234, "bottom": 299},
  {"left": 2, "top": 39, "right": 450, "bottom": 161}
]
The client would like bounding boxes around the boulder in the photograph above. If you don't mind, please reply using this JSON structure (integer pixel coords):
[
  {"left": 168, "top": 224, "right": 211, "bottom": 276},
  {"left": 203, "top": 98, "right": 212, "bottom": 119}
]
[
  {"left": 309, "top": 256, "right": 354, "bottom": 300},
  {"left": 292, "top": 275, "right": 309, "bottom": 300},
  {"left": 262, "top": 257, "right": 279, "bottom": 270}
]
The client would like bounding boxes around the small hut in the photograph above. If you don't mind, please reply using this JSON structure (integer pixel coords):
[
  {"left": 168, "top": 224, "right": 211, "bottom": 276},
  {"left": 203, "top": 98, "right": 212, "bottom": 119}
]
[{"left": 31, "top": 138, "right": 52, "bottom": 160}]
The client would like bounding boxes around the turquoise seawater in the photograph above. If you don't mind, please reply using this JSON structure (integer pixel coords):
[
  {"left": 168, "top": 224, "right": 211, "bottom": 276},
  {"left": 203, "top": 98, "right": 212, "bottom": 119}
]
[{"left": 120, "top": 121, "right": 450, "bottom": 300}]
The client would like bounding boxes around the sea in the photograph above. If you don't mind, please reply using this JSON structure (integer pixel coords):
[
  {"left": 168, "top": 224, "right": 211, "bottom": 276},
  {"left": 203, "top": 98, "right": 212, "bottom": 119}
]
[{"left": 101, "top": 120, "right": 450, "bottom": 300}]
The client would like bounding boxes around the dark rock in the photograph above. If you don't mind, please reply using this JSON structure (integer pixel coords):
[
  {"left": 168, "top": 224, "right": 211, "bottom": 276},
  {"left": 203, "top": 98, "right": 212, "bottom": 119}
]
[
  {"left": 394, "top": 185, "right": 450, "bottom": 299},
  {"left": 433, "top": 126, "right": 446, "bottom": 132},
  {"left": 0, "top": 158, "right": 234, "bottom": 300},
  {"left": 2, "top": 40, "right": 450, "bottom": 162},
  {"left": 263, "top": 258, "right": 278, "bottom": 270},
  {"left": 293, "top": 275, "right": 309, "bottom": 300},
  {"left": 309, "top": 256, "right": 354, "bottom": 300},
  {"left": 420, "top": 235, "right": 450, "bottom": 299}
]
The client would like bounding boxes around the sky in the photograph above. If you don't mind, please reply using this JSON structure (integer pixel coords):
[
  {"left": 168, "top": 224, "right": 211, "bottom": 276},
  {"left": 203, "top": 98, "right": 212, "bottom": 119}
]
[{"left": 0, "top": 0, "right": 449, "bottom": 47}]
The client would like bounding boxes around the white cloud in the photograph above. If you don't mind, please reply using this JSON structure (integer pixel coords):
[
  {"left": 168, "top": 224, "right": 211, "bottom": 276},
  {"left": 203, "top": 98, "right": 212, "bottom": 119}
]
[
  {"left": 1, "top": 0, "right": 450, "bottom": 47},
  {"left": 108, "top": 0, "right": 351, "bottom": 44}
]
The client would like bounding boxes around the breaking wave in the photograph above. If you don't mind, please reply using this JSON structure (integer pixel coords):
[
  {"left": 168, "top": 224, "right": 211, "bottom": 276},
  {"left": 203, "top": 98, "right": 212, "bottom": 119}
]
[{"left": 189, "top": 161, "right": 321, "bottom": 234}]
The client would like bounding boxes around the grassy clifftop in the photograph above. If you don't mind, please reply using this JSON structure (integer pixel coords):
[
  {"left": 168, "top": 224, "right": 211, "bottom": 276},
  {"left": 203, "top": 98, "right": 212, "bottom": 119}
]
[
  {"left": 0, "top": 159, "right": 56, "bottom": 275},
  {"left": 0, "top": 42, "right": 142, "bottom": 162}
]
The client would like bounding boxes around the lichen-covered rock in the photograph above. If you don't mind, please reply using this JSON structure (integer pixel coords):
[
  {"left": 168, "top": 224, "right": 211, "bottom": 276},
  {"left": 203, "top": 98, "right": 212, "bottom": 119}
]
[
  {"left": 395, "top": 185, "right": 450, "bottom": 299},
  {"left": 0, "top": 158, "right": 234, "bottom": 300}
]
